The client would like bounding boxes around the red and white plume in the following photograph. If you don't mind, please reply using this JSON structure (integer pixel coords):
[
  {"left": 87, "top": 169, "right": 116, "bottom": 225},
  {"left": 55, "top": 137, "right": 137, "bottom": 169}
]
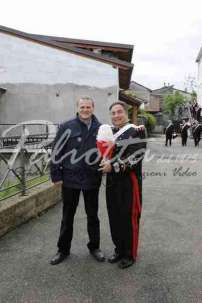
[{"left": 96, "top": 124, "right": 115, "bottom": 159}]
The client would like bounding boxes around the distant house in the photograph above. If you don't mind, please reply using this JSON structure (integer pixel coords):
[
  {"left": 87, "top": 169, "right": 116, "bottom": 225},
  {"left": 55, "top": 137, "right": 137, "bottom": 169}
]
[
  {"left": 0, "top": 25, "right": 136, "bottom": 136},
  {"left": 129, "top": 82, "right": 151, "bottom": 104},
  {"left": 127, "top": 82, "right": 192, "bottom": 132},
  {"left": 151, "top": 85, "right": 192, "bottom": 112},
  {"left": 117, "top": 81, "right": 146, "bottom": 124},
  {"left": 119, "top": 89, "right": 144, "bottom": 124},
  {"left": 129, "top": 82, "right": 161, "bottom": 113}
]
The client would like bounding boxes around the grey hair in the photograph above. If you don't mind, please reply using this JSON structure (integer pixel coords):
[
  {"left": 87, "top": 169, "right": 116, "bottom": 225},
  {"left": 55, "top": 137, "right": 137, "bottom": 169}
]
[{"left": 77, "top": 96, "right": 94, "bottom": 107}]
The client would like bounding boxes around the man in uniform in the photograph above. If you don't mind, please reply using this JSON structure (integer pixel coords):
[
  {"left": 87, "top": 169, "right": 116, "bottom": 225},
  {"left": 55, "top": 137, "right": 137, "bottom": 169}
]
[
  {"left": 192, "top": 121, "right": 202, "bottom": 147},
  {"left": 165, "top": 121, "right": 174, "bottom": 146},
  {"left": 180, "top": 120, "right": 190, "bottom": 146},
  {"left": 50, "top": 97, "right": 105, "bottom": 265},
  {"left": 99, "top": 101, "right": 146, "bottom": 269},
  {"left": 196, "top": 105, "right": 201, "bottom": 122}
]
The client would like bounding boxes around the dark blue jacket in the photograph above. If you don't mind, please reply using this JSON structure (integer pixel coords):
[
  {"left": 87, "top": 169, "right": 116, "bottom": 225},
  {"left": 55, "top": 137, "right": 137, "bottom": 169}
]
[{"left": 50, "top": 115, "right": 102, "bottom": 189}]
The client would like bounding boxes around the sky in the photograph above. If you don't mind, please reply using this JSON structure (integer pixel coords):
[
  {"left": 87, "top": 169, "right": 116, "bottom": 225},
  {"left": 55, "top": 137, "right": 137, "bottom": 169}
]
[{"left": 1, "top": 0, "right": 202, "bottom": 91}]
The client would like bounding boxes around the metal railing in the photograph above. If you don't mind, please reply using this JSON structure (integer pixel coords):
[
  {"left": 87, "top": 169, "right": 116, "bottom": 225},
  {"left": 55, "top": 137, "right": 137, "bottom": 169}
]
[{"left": 0, "top": 123, "right": 58, "bottom": 201}]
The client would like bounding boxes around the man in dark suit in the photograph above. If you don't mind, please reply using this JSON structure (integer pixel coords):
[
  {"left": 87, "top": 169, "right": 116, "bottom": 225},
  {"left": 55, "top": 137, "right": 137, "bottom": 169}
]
[{"left": 50, "top": 97, "right": 104, "bottom": 265}]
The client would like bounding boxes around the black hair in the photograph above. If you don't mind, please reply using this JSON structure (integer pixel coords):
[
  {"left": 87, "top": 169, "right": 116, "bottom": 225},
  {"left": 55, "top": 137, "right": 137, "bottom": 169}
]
[{"left": 109, "top": 101, "right": 128, "bottom": 112}]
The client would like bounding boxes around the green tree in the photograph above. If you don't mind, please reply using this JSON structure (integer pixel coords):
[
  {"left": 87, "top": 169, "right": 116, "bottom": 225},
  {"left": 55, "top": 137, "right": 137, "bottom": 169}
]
[
  {"left": 137, "top": 109, "right": 157, "bottom": 135},
  {"left": 128, "top": 106, "right": 157, "bottom": 135},
  {"left": 164, "top": 91, "right": 186, "bottom": 119}
]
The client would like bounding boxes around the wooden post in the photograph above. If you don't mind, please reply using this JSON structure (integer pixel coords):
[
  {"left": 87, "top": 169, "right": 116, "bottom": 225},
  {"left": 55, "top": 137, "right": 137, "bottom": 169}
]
[{"left": 131, "top": 105, "right": 138, "bottom": 125}]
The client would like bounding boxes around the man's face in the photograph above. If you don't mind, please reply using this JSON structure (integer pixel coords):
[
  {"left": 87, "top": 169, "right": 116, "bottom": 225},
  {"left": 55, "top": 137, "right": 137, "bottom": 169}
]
[
  {"left": 110, "top": 104, "right": 128, "bottom": 128},
  {"left": 77, "top": 99, "right": 94, "bottom": 120}
]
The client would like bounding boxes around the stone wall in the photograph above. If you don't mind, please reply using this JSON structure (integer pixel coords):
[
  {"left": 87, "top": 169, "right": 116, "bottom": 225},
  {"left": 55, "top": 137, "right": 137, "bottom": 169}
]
[{"left": 0, "top": 181, "right": 61, "bottom": 238}]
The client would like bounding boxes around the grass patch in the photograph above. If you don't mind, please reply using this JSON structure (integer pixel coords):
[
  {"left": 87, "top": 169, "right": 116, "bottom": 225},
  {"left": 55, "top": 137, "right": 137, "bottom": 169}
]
[{"left": 0, "top": 175, "right": 49, "bottom": 201}]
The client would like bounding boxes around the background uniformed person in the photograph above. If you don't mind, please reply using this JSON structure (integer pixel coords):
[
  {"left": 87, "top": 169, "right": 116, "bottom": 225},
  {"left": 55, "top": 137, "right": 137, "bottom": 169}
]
[
  {"left": 180, "top": 120, "right": 190, "bottom": 146},
  {"left": 165, "top": 121, "right": 174, "bottom": 146}
]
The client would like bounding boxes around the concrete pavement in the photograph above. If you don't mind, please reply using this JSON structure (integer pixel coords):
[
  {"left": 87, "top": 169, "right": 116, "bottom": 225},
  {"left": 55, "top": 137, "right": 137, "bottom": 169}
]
[{"left": 0, "top": 136, "right": 202, "bottom": 303}]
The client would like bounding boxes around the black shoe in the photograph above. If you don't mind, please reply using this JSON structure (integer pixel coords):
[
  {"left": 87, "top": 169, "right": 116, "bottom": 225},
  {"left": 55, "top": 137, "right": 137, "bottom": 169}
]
[
  {"left": 118, "top": 258, "right": 135, "bottom": 269},
  {"left": 108, "top": 252, "right": 122, "bottom": 264},
  {"left": 50, "top": 252, "right": 69, "bottom": 265},
  {"left": 90, "top": 249, "right": 105, "bottom": 262}
]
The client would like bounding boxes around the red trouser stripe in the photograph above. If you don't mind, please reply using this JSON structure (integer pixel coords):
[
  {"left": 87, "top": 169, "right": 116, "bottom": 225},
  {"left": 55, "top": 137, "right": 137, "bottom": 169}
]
[{"left": 130, "top": 172, "right": 142, "bottom": 259}]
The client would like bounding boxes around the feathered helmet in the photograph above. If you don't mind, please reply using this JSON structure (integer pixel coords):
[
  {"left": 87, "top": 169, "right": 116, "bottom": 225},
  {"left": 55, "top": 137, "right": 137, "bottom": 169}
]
[{"left": 96, "top": 124, "right": 115, "bottom": 159}]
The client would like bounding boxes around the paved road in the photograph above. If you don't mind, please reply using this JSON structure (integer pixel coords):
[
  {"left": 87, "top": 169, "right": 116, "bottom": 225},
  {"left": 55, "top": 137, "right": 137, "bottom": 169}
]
[{"left": 0, "top": 136, "right": 202, "bottom": 303}]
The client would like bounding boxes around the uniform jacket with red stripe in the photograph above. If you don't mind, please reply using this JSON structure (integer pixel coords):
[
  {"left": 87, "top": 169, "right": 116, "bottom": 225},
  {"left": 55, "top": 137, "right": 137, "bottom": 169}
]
[{"left": 108, "top": 125, "right": 147, "bottom": 185}]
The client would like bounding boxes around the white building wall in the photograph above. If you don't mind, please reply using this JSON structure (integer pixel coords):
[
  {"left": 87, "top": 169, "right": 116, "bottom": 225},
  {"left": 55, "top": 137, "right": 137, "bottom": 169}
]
[
  {"left": 0, "top": 32, "right": 119, "bottom": 133},
  {"left": 0, "top": 32, "right": 118, "bottom": 88}
]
